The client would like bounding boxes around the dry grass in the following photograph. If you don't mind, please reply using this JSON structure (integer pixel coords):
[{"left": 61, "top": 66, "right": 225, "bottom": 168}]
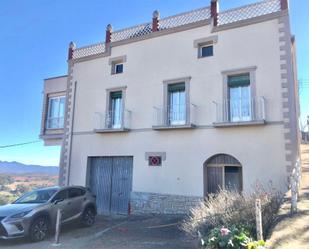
[
  {"left": 266, "top": 144, "right": 309, "bottom": 249},
  {"left": 6, "top": 174, "right": 58, "bottom": 189},
  {"left": 182, "top": 186, "right": 282, "bottom": 239}
]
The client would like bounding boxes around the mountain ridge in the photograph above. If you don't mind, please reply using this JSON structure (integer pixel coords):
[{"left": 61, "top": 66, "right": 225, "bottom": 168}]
[{"left": 0, "top": 161, "right": 58, "bottom": 175}]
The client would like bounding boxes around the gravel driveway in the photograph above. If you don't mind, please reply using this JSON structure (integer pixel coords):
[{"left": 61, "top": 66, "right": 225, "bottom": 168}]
[{"left": 0, "top": 215, "right": 196, "bottom": 249}]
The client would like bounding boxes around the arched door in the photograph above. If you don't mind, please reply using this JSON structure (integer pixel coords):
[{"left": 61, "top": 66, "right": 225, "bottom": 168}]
[{"left": 203, "top": 154, "right": 242, "bottom": 196}]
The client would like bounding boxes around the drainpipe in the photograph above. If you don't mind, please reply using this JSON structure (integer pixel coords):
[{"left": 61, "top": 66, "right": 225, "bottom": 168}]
[
  {"left": 152, "top": 10, "right": 160, "bottom": 32},
  {"left": 211, "top": 0, "right": 219, "bottom": 27}
]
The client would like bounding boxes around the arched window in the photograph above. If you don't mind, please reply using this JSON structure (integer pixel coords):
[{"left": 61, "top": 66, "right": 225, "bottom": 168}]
[{"left": 203, "top": 154, "right": 242, "bottom": 196}]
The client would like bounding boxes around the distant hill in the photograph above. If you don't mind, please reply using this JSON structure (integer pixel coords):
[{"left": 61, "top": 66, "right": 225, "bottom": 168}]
[{"left": 0, "top": 161, "right": 58, "bottom": 175}]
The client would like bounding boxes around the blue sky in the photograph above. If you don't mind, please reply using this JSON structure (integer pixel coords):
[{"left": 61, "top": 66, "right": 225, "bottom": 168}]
[{"left": 0, "top": 0, "right": 308, "bottom": 166}]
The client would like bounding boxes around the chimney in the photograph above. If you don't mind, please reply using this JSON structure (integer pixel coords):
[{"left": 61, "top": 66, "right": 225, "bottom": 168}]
[
  {"left": 211, "top": 0, "right": 219, "bottom": 26},
  {"left": 68, "top": 41, "right": 76, "bottom": 60},
  {"left": 152, "top": 10, "right": 160, "bottom": 32},
  {"left": 280, "top": 0, "right": 288, "bottom": 10},
  {"left": 105, "top": 24, "right": 112, "bottom": 43}
]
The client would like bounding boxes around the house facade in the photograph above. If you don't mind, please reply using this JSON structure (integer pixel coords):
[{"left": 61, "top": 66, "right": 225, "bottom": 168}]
[{"left": 40, "top": 0, "right": 300, "bottom": 215}]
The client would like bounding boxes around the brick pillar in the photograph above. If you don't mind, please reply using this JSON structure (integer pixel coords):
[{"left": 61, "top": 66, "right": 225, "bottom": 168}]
[
  {"left": 105, "top": 24, "right": 112, "bottom": 43},
  {"left": 211, "top": 0, "right": 218, "bottom": 26},
  {"left": 280, "top": 0, "right": 288, "bottom": 10},
  {"left": 152, "top": 10, "right": 160, "bottom": 32},
  {"left": 68, "top": 41, "right": 76, "bottom": 60}
]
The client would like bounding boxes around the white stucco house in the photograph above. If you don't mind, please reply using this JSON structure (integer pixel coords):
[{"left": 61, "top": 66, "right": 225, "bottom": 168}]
[{"left": 40, "top": 0, "right": 300, "bottom": 215}]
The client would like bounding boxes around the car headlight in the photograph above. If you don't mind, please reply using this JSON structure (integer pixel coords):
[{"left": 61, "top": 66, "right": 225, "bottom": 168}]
[{"left": 10, "top": 210, "right": 32, "bottom": 219}]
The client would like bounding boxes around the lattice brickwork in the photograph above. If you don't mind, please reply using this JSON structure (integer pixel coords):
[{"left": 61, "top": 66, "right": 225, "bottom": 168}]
[
  {"left": 159, "top": 7, "right": 211, "bottom": 30},
  {"left": 111, "top": 23, "right": 152, "bottom": 42},
  {"left": 218, "top": 0, "right": 281, "bottom": 26},
  {"left": 71, "top": 0, "right": 282, "bottom": 60},
  {"left": 72, "top": 42, "right": 106, "bottom": 59}
]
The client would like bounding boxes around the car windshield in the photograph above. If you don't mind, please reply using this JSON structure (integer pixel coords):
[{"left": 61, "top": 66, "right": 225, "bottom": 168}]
[{"left": 14, "top": 189, "right": 58, "bottom": 204}]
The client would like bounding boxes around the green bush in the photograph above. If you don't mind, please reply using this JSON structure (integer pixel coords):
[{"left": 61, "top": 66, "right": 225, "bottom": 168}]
[{"left": 200, "top": 225, "right": 265, "bottom": 249}]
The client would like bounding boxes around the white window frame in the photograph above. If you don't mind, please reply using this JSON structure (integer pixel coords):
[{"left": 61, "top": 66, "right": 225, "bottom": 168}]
[
  {"left": 222, "top": 66, "right": 257, "bottom": 123},
  {"left": 193, "top": 35, "right": 218, "bottom": 59},
  {"left": 199, "top": 43, "right": 214, "bottom": 58},
  {"left": 105, "top": 87, "right": 127, "bottom": 129},
  {"left": 163, "top": 77, "right": 191, "bottom": 126},
  {"left": 114, "top": 62, "right": 124, "bottom": 74},
  {"left": 46, "top": 96, "right": 65, "bottom": 129},
  {"left": 109, "top": 55, "right": 127, "bottom": 75}
]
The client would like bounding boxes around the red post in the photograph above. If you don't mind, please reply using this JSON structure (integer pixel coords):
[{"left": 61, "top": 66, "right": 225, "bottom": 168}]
[
  {"left": 68, "top": 41, "right": 76, "bottom": 60},
  {"left": 280, "top": 0, "right": 288, "bottom": 10},
  {"left": 105, "top": 24, "right": 112, "bottom": 43},
  {"left": 211, "top": 0, "right": 218, "bottom": 26},
  {"left": 152, "top": 10, "right": 160, "bottom": 32}
]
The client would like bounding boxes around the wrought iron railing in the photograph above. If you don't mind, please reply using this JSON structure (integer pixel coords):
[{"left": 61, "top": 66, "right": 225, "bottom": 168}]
[
  {"left": 153, "top": 103, "right": 197, "bottom": 127},
  {"left": 218, "top": 0, "right": 281, "bottom": 26},
  {"left": 94, "top": 110, "right": 131, "bottom": 130},
  {"left": 213, "top": 97, "right": 266, "bottom": 123}
]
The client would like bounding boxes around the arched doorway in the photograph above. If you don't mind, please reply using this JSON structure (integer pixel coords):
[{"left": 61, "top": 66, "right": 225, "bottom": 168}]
[{"left": 203, "top": 154, "right": 242, "bottom": 196}]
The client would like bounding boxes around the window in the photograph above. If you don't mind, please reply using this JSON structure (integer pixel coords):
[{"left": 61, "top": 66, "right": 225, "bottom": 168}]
[
  {"left": 224, "top": 167, "right": 242, "bottom": 191},
  {"left": 109, "top": 56, "right": 126, "bottom": 75},
  {"left": 228, "top": 73, "right": 251, "bottom": 122},
  {"left": 108, "top": 91, "right": 123, "bottom": 129},
  {"left": 68, "top": 188, "right": 85, "bottom": 198},
  {"left": 168, "top": 83, "right": 186, "bottom": 125},
  {"left": 194, "top": 36, "right": 217, "bottom": 59},
  {"left": 206, "top": 166, "right": 242, "bottom": 194},
  {"left": 52, "top": 190, "right": 68, "bottom": 202},
  {"left": 46, "top": 96, "right": 65, "bottom": 129},
  {"left": 114, "top": 63, "right": 123, "bottom": 74},
  {"left": 200, "top": 44, "right": 213, "bottom": 57},
  {"left": 14, "top": 189, "right": 57, "bottom": 204}
]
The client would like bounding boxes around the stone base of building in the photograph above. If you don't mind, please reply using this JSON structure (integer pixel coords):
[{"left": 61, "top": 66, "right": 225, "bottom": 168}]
[{"left": 130, "top": 191, "right": 203, "bottom": 214}]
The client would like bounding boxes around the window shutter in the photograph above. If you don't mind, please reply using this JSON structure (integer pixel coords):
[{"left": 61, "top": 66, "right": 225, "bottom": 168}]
[
  {"left": 168, "top": 82, "right": 185, "bottom": 92},
  {"left": 228, "top": 73, "right": 250, "bottom": 87}
]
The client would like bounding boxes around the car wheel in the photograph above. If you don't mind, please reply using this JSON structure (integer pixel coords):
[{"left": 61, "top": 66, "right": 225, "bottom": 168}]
[
  {"left": 81, "top": 207, "right": 96, "bottom": 227},
  {"left": 29, "top": 217, "right": 49, "bottom": 242}
]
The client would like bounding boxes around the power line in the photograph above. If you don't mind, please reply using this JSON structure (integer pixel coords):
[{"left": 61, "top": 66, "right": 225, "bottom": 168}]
[{"left": 0, "top": 140, "right": 41, "bottom": 149}]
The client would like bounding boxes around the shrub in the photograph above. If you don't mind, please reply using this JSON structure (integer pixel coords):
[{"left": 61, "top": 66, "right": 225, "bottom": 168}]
[
  {"left": 201, "top": 226, "right": 252, "bottom": 249},
  {"left": 182, "top": 183, "right": 282, "bottom": 240}
]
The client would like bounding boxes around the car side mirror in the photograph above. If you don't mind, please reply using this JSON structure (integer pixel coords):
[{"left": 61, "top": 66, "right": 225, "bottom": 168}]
[{"left": 53, "top": 199, "right": 64, "bottom": 205}]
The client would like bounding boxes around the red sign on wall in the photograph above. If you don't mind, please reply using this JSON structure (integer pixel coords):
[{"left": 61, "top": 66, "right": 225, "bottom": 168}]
[{"left": 148, "top": 156, "right": 162, "bottom": 166}]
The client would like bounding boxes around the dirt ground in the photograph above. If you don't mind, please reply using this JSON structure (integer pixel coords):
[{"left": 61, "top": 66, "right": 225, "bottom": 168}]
[
  {"left": 266, "top": 143, "right": 309, "bottom": 249},
  {"left": 0, "top": 215, "right": 195, "bottom": 249}
]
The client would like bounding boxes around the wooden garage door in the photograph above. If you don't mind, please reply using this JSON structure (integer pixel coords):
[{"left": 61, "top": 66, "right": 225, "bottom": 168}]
[{"left": 89, "top": 157, "right": 133, "bottom": 215}]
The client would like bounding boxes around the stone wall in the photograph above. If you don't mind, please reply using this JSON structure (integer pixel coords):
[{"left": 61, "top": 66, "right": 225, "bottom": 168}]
[{"left": 130, "top": 191, "right": 203, "bottom": 214}]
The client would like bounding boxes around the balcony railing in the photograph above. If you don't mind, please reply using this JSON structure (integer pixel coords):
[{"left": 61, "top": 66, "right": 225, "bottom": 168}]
[
  {"left": 213, "top": 97, "right": 266, "bottom": 125},
  {"left": 153, "top": 103, "right": 197, "bottom": 128},
  {"left": 94, "top": 110, "right": 131, "bottom": 132},
  {"left": 46, "top": 117, "right": 64, "bottom": 129}
]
